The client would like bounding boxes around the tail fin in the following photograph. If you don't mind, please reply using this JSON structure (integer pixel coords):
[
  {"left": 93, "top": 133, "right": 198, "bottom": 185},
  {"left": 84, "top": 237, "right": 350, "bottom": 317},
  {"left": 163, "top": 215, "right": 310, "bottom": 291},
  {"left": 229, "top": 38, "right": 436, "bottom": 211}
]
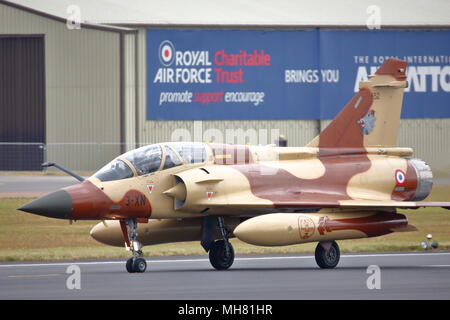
[{"left": 306, "top": 58, "right": 408, "bottom": 149}]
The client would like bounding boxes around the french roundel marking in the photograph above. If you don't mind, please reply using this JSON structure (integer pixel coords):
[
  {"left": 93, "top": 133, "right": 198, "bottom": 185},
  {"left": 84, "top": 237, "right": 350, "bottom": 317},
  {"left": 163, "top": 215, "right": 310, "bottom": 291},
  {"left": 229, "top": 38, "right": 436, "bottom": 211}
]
[
  {"left": 395, "top": 169, "right": 406, "bottom": 186},
  {"left": 158, "top": 40, "right": 175, "bottom": 66}
]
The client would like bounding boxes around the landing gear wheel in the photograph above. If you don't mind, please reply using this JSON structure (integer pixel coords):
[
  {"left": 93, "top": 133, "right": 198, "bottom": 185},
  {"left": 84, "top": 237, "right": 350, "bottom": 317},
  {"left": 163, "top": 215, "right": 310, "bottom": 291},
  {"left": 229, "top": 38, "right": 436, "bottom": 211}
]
[
  {"left": 125, "top": 257, "right": 147, "bottom": 273},
  {"left": 133, "top": 257, "right": 147, "bottom": 273},
  {"left": 315, "top": 241, "right": 340, "bottom": 269},
  {"left": 209, "top": 239, "right": 234, "bottom": 270},
  {"left": 126, "top": 258, "right": 135, "bottom": 273}
]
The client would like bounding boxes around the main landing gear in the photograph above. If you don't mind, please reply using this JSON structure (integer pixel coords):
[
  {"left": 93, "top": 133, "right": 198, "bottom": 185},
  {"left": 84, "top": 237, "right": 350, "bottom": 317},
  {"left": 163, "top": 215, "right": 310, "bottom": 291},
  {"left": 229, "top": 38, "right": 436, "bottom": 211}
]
[
  {"left": 315, "top": 241, "right": 340, "bottom": 269},
  {"left": 209, "top": 217, "right": 235, "bottom": 270},
  {"left": 122, "top": 219, "right": 147, "bottom": 273}
]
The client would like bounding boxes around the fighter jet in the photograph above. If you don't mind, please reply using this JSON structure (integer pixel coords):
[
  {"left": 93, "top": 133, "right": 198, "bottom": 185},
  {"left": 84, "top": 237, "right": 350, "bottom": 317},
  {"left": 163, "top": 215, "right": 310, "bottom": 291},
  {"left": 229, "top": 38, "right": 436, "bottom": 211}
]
[{"left": 18, "top": 58, "right": 450, "bottom": 273}]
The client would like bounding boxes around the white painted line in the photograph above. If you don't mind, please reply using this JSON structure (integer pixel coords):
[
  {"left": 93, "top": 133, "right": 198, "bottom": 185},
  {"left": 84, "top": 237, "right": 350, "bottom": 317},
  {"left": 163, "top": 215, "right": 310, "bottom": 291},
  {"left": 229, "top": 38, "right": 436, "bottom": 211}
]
[
  {"left": 341, "top": 252, "right": 450, "bottom": 258},
  {"left": 0, "top": 252, "right": 449, "bottom": 268},
  {"left": 421, "top": 265, "right": 450, "bottom": 267},
  {"left": 236, "top": 252, "right": 450, "bottom": 261},
  {"left": 0, "top": 261, "right": 124, "bottom": 268}
]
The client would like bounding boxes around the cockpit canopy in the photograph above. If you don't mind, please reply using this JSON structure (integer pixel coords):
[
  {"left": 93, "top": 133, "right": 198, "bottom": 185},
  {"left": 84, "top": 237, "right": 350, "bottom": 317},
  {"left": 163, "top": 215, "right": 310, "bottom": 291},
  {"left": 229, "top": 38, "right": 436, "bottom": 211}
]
[
  {"left": 93, "top": 142, "right": 206, "bottom": 182},
  {"left": 124, "top": 144, "right": 163, "bottom": 176}
]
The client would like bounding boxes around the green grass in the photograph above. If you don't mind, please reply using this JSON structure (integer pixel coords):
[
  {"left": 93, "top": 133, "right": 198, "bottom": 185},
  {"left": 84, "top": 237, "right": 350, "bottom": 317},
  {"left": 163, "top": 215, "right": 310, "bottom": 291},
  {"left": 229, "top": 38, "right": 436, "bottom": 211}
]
[{"left": 1, "top": 196, "right": 450, "bottom": 262}]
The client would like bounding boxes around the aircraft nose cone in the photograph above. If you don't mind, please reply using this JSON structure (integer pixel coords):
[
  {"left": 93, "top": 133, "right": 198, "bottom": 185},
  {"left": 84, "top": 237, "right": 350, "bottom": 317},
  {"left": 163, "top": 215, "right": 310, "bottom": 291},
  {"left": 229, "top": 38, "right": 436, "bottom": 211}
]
[{"left": 18, "top": 190, "right": 72, "bottom": 219}]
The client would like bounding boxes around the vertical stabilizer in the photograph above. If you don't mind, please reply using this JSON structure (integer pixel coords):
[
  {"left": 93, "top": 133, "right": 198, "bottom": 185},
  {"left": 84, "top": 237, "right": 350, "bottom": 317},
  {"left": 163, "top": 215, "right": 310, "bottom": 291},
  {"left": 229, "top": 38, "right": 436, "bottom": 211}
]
[{"left": 307, "top": 58, "right": 408, "bottom": 148}]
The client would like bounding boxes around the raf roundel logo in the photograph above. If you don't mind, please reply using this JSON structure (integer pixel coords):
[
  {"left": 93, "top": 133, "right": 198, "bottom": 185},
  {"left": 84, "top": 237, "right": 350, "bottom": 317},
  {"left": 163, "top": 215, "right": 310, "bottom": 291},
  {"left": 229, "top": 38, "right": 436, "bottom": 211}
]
[
  {"left": 395, "top": 169, "right": 406, "bottom": 186},
  {"left": 158, "top": 40, "right": 175, "bottom": 66}
]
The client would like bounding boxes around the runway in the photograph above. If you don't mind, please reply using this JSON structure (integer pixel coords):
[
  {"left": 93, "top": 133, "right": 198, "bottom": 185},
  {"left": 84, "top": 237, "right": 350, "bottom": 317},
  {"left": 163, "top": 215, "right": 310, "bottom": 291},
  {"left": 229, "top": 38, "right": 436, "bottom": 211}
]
[
  {"left": 1, "top": 251, "right": 450, "bottom": 299},
  {"left": 0, "top": 174, "right": 82, "bottom": 197}
]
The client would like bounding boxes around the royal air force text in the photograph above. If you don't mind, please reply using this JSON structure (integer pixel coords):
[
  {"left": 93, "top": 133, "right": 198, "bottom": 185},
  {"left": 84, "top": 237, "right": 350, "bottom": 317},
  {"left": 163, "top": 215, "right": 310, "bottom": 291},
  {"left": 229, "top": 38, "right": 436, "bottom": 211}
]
[{"left": 154, "top": 50, "right": 270, "bottom": 84}]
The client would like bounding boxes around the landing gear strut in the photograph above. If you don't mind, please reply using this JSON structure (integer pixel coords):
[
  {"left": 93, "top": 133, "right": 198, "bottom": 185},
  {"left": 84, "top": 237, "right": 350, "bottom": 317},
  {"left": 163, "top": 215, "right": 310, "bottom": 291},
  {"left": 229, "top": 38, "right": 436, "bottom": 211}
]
[
  {"left": 315, "top": 241, "right": 340, "bottom": 269},
  {"left": 209, "top": 217, "right": 235, "bottom": 270},
  {"left": 122, "top": 218, "right": 147, "bottom": 273}
]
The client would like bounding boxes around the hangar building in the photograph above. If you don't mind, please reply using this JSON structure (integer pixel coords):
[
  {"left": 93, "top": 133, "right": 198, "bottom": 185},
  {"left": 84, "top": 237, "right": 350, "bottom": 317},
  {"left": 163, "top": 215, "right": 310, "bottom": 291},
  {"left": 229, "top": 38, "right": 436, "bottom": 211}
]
[{"left": 0, "top": 0, "right": 449, "bottom": 178}]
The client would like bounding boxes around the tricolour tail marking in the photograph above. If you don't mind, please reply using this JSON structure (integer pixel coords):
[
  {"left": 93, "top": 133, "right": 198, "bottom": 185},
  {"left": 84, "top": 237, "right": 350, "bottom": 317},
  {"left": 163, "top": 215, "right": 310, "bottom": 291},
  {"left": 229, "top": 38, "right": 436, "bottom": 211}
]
[{"left": 307, "top": 58, "right": 408, "bottom": 149}]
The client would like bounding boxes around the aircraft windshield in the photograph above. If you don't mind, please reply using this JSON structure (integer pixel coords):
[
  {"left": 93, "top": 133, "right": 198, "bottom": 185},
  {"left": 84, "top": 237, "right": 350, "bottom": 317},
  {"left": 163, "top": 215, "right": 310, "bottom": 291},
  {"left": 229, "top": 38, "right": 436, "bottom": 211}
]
[
  {"left": 93, "top": 159, "right": 133, "bottom": 182},
  {"left": 123, "top": 144, "right": 162, "bottom": 175}
]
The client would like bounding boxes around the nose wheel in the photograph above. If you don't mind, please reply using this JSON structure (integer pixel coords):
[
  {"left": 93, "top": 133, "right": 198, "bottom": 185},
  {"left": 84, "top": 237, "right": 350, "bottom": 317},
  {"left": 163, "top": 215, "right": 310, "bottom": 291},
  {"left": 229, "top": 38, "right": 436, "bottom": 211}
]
[
  {"left": 209, "top": 217, "right": 235, "bottom": 270},
  {"left": 315, "top": 241, "right": 340, "bottom": 269},
  {"left": 126, "top": 257, "right": 147, "bottom": 273},
  {"left": 121, "top": 219, "right": 147, "bottom": 273}
]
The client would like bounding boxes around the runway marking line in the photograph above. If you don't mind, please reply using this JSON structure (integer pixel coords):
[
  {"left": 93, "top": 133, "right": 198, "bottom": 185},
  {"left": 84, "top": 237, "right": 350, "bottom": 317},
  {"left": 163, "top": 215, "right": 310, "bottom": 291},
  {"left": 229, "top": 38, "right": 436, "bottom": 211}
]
[
  {"left": 421, "top": 265, "right": 450, "bottom": 267},
  {"left": 8, "top": 273, "right": 62, "bottom": 278},
  {"left": 0, "top": 252, "right": 449, "bottom": 268}
]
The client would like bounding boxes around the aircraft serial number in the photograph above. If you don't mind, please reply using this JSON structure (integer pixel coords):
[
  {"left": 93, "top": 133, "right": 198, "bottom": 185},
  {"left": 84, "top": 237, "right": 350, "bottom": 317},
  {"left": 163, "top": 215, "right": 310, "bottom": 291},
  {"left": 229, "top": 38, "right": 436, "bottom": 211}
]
[{"left": 124, "top": 195, "right": 147, "bottom": 207}]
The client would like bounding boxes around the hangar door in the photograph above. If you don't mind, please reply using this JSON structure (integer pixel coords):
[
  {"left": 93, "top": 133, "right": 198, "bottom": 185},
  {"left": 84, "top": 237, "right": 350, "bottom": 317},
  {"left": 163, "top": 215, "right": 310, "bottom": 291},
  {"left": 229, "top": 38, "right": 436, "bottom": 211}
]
[{"left": 0, "top": 36, "right": 46, "bottom": 170}]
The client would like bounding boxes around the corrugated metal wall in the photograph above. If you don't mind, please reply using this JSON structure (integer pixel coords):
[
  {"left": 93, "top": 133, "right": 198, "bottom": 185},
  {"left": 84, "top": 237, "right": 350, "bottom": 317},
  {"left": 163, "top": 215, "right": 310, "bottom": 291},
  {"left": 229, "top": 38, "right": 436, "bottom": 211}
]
[
  {"left": 0, "top": 3, "right": 123, "bottom": 171},
  {"left": 123, "top": 32, "right": 137, "bottom": 152},
  {"left": 140, "top": 119, "right": 318, "bottom": 146}
]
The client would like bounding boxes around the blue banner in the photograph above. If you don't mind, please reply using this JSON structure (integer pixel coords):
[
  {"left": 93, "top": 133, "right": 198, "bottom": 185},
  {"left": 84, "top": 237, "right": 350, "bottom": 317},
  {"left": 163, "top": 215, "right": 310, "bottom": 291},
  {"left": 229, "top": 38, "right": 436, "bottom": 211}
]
[{"left": 146, "top": 29, "right": 450, "bottom": 120}]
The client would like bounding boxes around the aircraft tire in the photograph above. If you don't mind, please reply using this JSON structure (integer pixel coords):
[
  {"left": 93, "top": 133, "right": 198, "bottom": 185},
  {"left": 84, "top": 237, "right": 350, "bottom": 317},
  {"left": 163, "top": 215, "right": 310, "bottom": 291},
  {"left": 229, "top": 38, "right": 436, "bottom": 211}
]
[
  {"left": 133, "top": 257, "right": 147, "bottom": 273},
  {"left": 209, "top": 240, "right": 234, "bottom": 270},
  {"left": 315, "top": 241, "right": 340, "bottom": 269},
  {"left": 126, "top": 258, "right": 135, "bottom": 273}
]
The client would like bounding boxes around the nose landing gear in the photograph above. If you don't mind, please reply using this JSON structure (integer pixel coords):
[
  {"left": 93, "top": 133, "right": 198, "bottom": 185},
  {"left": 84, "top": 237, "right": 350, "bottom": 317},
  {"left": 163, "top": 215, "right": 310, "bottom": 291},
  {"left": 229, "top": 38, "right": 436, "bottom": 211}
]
[{"left": 121, "top": 219, "right": 147, "bottom": 273}]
